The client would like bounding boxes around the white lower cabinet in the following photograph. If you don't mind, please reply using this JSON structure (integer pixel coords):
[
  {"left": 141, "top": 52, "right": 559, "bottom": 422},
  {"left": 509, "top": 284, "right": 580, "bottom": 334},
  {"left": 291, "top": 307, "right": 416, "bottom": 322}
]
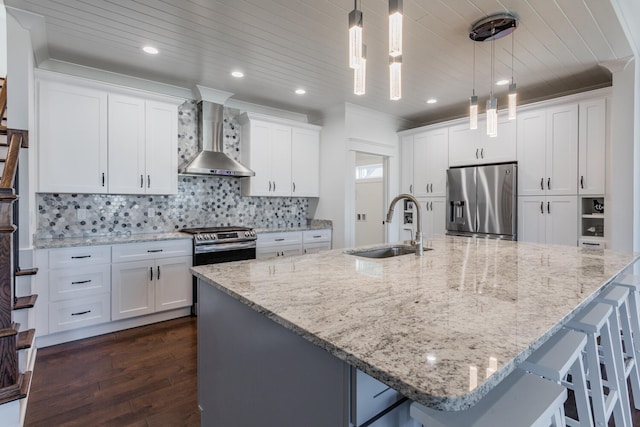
[
  {"left": 257, "top": 229, "right": 332, "bottom": 259},
  {"left": 518, "top": 195, "right": 578, "bottom": 246},
  {"left": 112, "top": 240, "right": 191, "bottom": 320},
  {"left": 43, "top": 245, "right": 112, "bottom": 334},
  {"left": 420, "top": 198, "right": 446, "bottom": 240}
]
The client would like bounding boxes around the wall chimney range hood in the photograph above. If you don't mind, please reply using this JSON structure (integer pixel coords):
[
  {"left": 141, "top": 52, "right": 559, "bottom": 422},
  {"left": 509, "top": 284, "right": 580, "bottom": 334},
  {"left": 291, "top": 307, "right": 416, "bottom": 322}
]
[{"left": 179, "top": 86, "right": 255, "bottom": 177}]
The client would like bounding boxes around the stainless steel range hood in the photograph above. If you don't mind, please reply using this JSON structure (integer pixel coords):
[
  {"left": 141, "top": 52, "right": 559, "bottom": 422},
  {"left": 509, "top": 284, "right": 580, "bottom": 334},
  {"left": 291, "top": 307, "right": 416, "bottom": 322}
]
[{"left": 180, "top": 97, "right": 255, "bottom": 177}]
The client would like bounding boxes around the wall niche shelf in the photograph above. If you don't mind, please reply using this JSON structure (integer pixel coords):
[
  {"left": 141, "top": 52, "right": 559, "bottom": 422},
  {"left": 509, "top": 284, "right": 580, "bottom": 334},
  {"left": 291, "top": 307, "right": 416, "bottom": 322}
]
[{"left": 579, "top": 196, "right": 606, "bottom": 248}]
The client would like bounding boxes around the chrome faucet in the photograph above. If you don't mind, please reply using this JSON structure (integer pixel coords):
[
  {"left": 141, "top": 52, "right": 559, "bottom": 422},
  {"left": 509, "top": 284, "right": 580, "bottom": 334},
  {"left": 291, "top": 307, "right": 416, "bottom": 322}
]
[{"left": 386, "top": 193, "right": 424, "bottom": 256}]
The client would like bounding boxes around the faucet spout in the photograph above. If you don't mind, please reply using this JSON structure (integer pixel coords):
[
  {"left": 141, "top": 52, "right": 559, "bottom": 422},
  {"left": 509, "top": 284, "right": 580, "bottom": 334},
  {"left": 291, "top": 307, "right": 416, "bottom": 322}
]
[{"left": 386, "top": 193, "right": 424, "bottom": 256}]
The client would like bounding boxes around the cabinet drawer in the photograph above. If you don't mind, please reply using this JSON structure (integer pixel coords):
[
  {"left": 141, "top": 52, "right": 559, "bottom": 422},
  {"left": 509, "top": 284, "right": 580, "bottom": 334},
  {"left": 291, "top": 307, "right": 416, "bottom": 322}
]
[
  {"left": 49, "top": 294, "right": 110, "bottom": 333},
  {"left": 49, "top": 264, "right": 111, "bottom": 301},
  {"left": 352, "top": 369, "right": 402, "bottom": 426},
  {"left": 580, "top": 239, "right": 606, "bottom": 249},
  {"left": 49, "top": 245, "right": 111, "bottom": 268},
  {"left": 257, "top": 231, "right": 302, "bottom": 247},
  {"left": 256, "top": 244, "right": 302, "bottom": 259},
  {"left": 303, "top": 242, "right": 331, "bottom": 254},
  {"left": 302, "top": 229, "right": 331, "bottom": 243},
  {"left": 112, "top": 239, "right": 191, "bottom": 263}
]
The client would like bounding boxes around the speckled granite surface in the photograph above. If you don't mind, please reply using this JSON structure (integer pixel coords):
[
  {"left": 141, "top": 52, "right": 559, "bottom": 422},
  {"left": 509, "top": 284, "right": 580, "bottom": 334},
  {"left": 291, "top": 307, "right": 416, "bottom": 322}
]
[
  {"left": 34, "top": 232, "right": 191, "bottom": 249},
  {"left": 254, "top": 219, "right": 332, "bottom": 233},
  {"left": 192, "top": 236, "right": 637, "bottom": 411}
]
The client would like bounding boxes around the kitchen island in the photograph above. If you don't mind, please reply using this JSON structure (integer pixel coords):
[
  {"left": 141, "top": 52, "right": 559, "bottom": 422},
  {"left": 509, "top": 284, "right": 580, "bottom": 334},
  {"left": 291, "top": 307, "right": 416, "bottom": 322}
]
[{"left": 192, "top": 236, "right": 637, "bottom": 426}]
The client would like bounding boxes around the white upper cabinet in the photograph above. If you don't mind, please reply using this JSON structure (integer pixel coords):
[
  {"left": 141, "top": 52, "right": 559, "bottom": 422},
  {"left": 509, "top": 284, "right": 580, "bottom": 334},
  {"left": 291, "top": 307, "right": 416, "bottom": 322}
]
[
  {"left": 36, "top": 71, "right": 181, "bottom": 195},
  {"left": 517, "top": 103, "right": 578, "bottom": 196},
  {"left": 239, "top": 113, "right": 320, "bottom": 197},
  {"left": 108, "top": 94, "right": 146, "bottom": 194},
  {"left": 448, "top": 117, "right": 516, "bottom": 167},
  {"left": 108, "top": 96, "right": 179, "bottom": 195},
  {"left": 38, "top": 79, "right": 108, "bottom": 194},
  {"left": 413, "top": 127, "right": 448, "bottom": 198},
  {"left": 400, "top": 135, "right": 414, "bottom": 194},
  {"left": 291, "top": 127, "right": 320, "bottom": 197},
  {"left": 578, "top": 98, "right": 606, "bottom": 195}
]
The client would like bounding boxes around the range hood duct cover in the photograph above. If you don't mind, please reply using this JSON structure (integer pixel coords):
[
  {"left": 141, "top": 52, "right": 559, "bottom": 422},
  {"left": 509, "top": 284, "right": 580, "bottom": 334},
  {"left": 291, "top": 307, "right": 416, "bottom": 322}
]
[{"left": 179, "top": 101, "right": 255, "bottom": 177}]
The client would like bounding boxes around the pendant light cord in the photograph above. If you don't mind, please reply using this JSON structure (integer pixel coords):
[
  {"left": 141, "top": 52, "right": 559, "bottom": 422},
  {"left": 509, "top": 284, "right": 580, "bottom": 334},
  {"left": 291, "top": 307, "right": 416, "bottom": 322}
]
[
  {"left": 472, "top": 42, "right": 476, "bottom": 97},
  {"left": 490, "top": 29, "right": 495, "bottom": 97},
  {"left": 511, "top": 26, "right": 515, "bottom": 84}
]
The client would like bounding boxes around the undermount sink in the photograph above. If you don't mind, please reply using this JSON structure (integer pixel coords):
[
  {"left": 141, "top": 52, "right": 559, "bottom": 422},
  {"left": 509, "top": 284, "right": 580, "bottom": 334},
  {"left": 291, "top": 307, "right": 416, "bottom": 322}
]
[{"left": 346, "top": 245, "right": 432, "bottom": 259}]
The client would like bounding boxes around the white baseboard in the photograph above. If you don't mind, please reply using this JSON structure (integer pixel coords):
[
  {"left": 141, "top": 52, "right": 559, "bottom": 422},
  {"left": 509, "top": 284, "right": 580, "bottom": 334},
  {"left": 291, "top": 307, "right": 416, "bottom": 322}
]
[{"left": 35, "top": 308, "right": 192, "bottom": 348}]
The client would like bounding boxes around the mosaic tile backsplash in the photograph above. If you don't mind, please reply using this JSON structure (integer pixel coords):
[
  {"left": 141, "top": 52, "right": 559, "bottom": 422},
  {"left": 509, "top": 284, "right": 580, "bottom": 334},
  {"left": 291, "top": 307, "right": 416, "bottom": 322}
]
[{"left": 36, "top": 101, "right": 310, "bottom": 239}]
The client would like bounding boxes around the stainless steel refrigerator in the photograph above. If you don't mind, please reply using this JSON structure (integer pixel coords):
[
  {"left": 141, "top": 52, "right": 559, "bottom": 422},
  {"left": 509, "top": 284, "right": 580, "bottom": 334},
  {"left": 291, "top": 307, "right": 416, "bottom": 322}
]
[{"left": 446, "top": 163, "right": 517, "bottom": 240}]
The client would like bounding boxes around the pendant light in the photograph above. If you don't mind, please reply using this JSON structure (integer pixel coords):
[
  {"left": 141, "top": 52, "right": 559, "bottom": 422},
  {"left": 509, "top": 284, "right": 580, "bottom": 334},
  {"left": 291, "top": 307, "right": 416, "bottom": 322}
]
[
  {"left": 354, "top": 45, "right": 367, "bottom": 95},
  {"left": 390, "top": 56, "right": 402, "bottom": 100},
  {"left": 469, "top": 13, "right": 518, "bottom": 138},
  {"left": 470, "top": 43, "right": 478, "bottom": 130},
  {"left": 389, "top": 0, "right": 403, "bottom": 57},
  {"left": 348, "top": 0, "right": 363, "bottom": 69},
  {"left": 486, "top": 34, "right": 498, "bottom": 138},
  {"left": 508, "top": 28, "right": 517, "bottom": 120}
]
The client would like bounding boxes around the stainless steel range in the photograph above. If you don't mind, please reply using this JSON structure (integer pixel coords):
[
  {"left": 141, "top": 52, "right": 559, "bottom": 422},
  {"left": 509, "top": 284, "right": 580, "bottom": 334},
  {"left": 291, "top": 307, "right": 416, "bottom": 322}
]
[
  {"left": 181, "top": 226, "right": 257, "bottom": 265},
  {"left": 181, "top": 226, "right": 257, "bottom": 315}
]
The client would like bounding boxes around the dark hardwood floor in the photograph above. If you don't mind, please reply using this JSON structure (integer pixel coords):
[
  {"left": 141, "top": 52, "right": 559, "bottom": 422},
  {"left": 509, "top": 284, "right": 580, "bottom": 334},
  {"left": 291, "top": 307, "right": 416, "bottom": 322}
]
[
  {"left": 24, "top": 316, "right": 640, "bottom": 426},
  {"left": 25, "top": 317, "right": 199, "bottom": 427}
]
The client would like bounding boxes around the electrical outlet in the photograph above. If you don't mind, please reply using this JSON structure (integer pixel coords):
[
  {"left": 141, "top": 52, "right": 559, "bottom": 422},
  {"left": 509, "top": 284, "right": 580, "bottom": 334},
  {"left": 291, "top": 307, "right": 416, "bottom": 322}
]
[
  {"left": 77, "top": 208, "right": 87, "bottom": 220},
  {"left": 148, "top": 208, "right": 155, "bottom": 217}
]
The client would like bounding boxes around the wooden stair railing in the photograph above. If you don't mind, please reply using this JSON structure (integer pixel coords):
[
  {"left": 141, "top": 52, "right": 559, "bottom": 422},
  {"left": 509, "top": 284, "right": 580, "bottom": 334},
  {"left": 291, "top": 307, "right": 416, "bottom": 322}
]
[{"left": 0, "top": 76, "right": 36, "bottom": 406}]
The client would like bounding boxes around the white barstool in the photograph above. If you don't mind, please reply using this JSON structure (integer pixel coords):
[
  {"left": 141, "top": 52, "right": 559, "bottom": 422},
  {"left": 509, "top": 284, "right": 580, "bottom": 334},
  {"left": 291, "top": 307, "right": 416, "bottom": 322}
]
[
  {"left": 409, "top": 370, "right": 567, "bottom": 427},
  {"left": 519, "top": 328, "right": 592, "bottom": 427},
  {"left": 567, "top": 302, "right": 631, "bottom": 427},
  {"left": 596, "top": 284, "right": 640, "bottom": 410},
  {"left": 613, "top": 274, "right": 640, "bottom": 384}
]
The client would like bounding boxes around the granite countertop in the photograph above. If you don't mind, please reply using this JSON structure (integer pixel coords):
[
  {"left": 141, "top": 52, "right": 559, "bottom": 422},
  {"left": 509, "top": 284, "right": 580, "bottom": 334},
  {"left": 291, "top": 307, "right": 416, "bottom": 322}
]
[
  {"left": 34, "top": 232, "right": 191, "bottom": 249},
  {"left": 254, "top": 219, "right": 332, "bottom": 234},
  {"left": 191, "top": 235, "right": 637, "bottom": 411}
]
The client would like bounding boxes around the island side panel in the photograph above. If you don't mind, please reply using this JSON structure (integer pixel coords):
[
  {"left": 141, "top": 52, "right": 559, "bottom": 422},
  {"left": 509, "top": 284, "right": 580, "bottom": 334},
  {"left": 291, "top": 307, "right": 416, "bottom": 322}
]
[{"left": 198, "top": 279, "right": 350, "bottom": 426}]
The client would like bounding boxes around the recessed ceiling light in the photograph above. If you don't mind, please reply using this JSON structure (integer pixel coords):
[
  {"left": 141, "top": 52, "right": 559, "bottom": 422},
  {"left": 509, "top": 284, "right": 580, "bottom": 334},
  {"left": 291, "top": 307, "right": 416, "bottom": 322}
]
[
  {"left": 142, "top": 46, "right": 159, "bottom": 55},
  {"left": 496, "top": 79, "right": 510, "bottom": 86},
  {"left": 295, "top": 88, "right": 306, "bottom": 95},
  {"left": 426, "top": 98, "right": 437, "bottom": 104},
  {"left": 231, "top": 71, "right": 244, "bottom": 78}
]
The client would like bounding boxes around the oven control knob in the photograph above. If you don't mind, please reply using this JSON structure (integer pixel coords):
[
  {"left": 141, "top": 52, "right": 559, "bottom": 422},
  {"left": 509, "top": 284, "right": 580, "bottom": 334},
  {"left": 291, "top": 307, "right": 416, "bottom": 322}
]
[
  {"left": 251, "top": 230, "right": 256, "bottom": 236},
  {"left": 244, "top": 231, "right": 249, "bottom": 237},
  {"left": 210, "top": 234, "right": 217, "bottom": 240},
  {"left": 196, "top": 235, "right": 203, "bottom": 240}
]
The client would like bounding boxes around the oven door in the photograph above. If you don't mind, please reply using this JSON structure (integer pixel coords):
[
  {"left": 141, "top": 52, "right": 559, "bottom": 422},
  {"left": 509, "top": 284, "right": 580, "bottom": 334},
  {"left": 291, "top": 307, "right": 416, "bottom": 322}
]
[
  {"left": 193, "top": 241, "right": 257, "bottom": 265},
  {"left": 192, "top": 241, "right": 257, "bottom": 316}
]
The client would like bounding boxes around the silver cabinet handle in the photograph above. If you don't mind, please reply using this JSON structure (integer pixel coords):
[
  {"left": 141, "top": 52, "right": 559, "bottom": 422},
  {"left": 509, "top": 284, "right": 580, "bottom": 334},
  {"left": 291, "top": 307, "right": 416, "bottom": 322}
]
[
  {"left": 273, "top": 181, "right": 276, "bottom": 191},
  {"left": 147, "top": 175, "right": 151, "bottom": 188},
  {"left": 540, "top": 202, "right": 544, "bottom": 214},
  {"left": 140, "top": 174, "right": 144, "bottom": 188},
  {"left": 409, "top": 184, "right": 413, "bottom": 193},
  {"left": 147, "top": 249, "right": 163, "bottom": 253},
  {"left": 269, "top": 181, "right": 272, "bottom": 191},
  {"left": 292, "top": 182, "right": 296, "bottom": 193},
  {"left": 540, "top": 178, "right": 544, "bottom": 190},
  {"left": 150, "top": 267, "right": 153, "bottom": 281},
  {"left": 481, "top": 148, "right": 484, "bottom": 158},
  {"left": 547, "top": 177, "right": 551, "bottom": 190},
  {"left": 430, "top": 201, "right": 433, "bottom": 210},
  {"left": 426, "top": 184, "right": 429, "bottom": 193},
  {"left": 71, "top": 280, "right": 91, "bottom": 285},
  {"left": 476, "top": 148, "right": 479, "bottom": 159},
  {"left": 275, "top": 238, "right": 285, "bottom": 242},
  {"left": 157, "top": 266, "right": 160, "bottom": 280},
  {"left": 431, "top": 183, "right": 433, "bottom": 193},
  {"left": 71, "top": 255, "right": 91, "bottom": 259},
  {"left": 580, "top": 176, "right": 584, "bottom": 189},
  {"left": 102, "top": 172, "right": 105, "bottom": 187},
  {"left": 547, "top": 201, "right": 550, "bottom": 214}
]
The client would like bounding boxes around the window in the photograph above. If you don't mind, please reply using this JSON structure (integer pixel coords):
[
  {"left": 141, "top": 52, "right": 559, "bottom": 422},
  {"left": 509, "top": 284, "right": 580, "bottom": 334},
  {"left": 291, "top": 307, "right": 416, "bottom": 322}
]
[{"left": 355, "top": 163, "right": 383, "bottom": 180}]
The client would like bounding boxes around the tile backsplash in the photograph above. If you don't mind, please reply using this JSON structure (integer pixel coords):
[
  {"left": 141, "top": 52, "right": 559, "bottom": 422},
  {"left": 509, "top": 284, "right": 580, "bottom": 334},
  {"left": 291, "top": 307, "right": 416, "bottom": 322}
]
[{"left": 36, "top": 101, "right": 310, "bottom": 239}]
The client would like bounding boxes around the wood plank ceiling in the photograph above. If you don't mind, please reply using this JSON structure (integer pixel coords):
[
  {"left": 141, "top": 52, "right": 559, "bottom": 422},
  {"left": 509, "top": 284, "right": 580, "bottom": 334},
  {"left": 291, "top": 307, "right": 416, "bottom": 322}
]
[{"left": 5, "top": 0, "right": 633, "bottom": 125}]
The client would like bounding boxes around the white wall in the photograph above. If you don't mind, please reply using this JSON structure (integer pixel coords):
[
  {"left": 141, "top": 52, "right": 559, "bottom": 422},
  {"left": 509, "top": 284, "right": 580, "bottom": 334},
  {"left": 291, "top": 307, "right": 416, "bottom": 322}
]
[
  {"left": 316, "top": 103, "right": 405, "bottom": 249},
  {"left": 0, "top": 5, "right": 7, "bottom": 77},
  {"left": 7, "top": 13, "right": 35, "bottom": 249}
]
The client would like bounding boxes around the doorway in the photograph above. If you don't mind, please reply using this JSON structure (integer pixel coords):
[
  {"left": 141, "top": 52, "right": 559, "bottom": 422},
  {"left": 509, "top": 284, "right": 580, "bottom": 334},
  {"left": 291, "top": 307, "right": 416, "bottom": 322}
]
[{"left": 355, "top": 153, "right": 385, "bottom": 247}]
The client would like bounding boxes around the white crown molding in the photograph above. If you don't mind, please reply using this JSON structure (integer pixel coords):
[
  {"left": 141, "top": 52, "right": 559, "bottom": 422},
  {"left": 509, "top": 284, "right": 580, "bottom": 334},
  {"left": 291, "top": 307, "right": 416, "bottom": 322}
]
[{"left": 6, "top": 6, "right": 49, "bottom": 65}]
